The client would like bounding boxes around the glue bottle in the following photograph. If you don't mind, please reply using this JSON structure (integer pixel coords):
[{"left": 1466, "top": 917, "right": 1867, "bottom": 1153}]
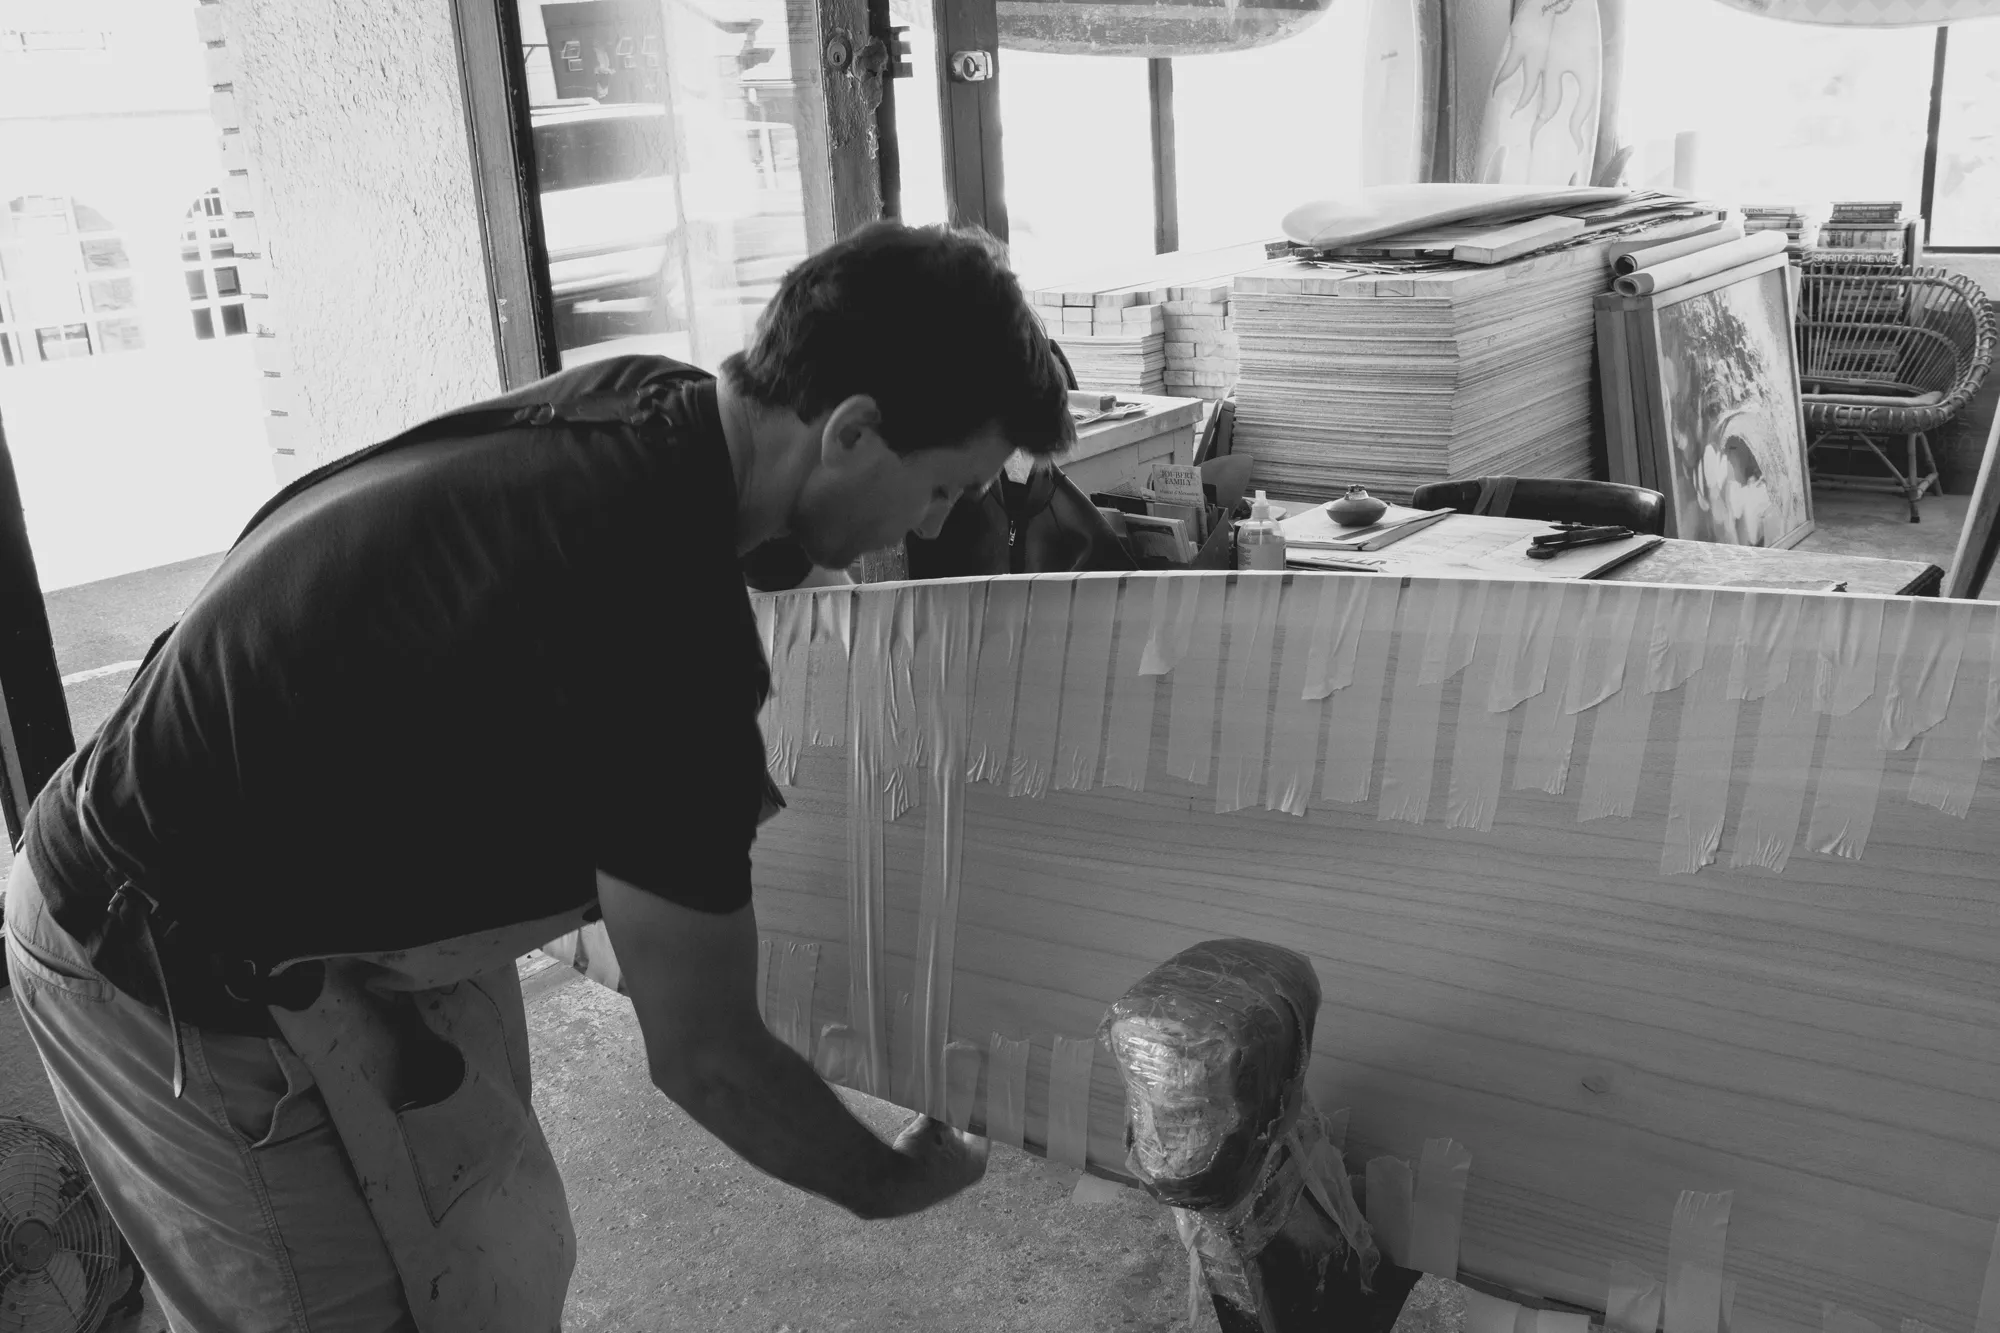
[{"left": 1236, "top": 491, "right": 1287, "bottom": 571}]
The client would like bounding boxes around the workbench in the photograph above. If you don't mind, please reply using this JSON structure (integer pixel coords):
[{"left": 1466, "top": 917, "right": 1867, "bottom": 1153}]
[
  {"left": 1273, "top": 501, "right": 1944, "bottom": 596},
  {"left": 1060, "top": 395, "right": 1204, "bottom": 495}
]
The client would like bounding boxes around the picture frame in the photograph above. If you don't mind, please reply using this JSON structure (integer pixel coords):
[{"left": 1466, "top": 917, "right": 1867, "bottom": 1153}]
[{"left": 1596, "top": 252, "right": 1815, "bottom": 549}]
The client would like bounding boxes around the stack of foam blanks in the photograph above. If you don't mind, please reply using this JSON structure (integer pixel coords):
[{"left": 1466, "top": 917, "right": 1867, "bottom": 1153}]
[
  {"left": 1227, "top": 237, "right": 1636, "bottom": 501},
  {"left": 1025, "top": 242, "right": 1273, "bottom": 400}
]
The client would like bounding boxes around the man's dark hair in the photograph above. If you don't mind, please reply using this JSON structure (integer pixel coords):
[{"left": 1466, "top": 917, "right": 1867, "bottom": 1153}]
[{"left": 721, "top": 223, "right": 1075, "bottom": 457}]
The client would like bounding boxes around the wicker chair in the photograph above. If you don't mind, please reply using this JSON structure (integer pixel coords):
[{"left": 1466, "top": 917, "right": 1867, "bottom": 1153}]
[{"left": 1795, "top": 261, "right": 1995, "bottom": 522}]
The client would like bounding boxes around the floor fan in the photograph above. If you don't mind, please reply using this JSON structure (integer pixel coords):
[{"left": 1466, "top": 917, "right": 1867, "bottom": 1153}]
[{"left": 0, "top": 1118, "right": 137, "bottom": 1333}]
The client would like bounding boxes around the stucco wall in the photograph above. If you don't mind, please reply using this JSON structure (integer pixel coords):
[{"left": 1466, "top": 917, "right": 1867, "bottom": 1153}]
[{"left": 216, "top": 0, "right": 500, "bottom": 469}]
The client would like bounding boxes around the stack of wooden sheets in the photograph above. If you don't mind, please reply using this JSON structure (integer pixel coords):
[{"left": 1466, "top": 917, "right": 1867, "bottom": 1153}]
[
  {"left": 1227, "top": 240, "right": 1628, "bottom": 501},
  {"left": 1026, "top": 243, "right": 1272, "bottom": 400}
]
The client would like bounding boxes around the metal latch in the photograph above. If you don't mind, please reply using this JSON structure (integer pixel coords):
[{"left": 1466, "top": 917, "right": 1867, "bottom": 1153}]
[{"left": 947, "top": 49, "right": 993, "bottom": 82}]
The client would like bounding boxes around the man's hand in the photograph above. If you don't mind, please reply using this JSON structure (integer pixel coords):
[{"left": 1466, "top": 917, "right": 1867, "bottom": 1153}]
[
  {"left": 888, "top": 1115, "right": 989, "bottom": 1214},
  {"left": 598, "top": 871, "right": 987, "bottom": 1220}
]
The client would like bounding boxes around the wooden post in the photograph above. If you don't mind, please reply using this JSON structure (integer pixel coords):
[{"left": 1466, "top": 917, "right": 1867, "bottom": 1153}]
[
  {"left": 791, "top": 0, "right": 887, "bottom": 251},
  {"left": 0, "top": 412, "right": 73, "bottom": 843},
  {"left": 933, "top": 0, "right": 1006, "bottom": 239},
  {"left": 1148, "top": 57, "right": 1179, "bottom": 255}
]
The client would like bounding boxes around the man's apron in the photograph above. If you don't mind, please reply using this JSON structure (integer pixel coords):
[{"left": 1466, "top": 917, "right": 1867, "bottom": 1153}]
[{"left": 265, "top": 905, "right": 592, "bottom": 1333}]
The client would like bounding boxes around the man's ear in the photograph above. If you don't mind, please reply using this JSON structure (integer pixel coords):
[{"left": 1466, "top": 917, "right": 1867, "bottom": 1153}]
[{"left": 819, "top": 395, "right": 884, "bottom": 468}]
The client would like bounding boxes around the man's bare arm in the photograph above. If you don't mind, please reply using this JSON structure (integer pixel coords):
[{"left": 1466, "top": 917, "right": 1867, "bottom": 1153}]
[{"left": 597, "top": 871, "right": 985, "bottom": 1219}]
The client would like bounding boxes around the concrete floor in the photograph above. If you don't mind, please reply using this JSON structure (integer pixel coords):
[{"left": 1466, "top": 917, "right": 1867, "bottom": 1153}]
[
  {"left": 5, "top": 954, "right": 1472, "bottom": 1333},
  {"left": 1794, "top": 486, "right": 1978, "bottom": 584}
]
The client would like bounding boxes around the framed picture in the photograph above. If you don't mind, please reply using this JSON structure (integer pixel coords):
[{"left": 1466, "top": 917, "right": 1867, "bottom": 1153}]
[{"left": 1596, "top": 252, "right": 1814, "bottom": 549}]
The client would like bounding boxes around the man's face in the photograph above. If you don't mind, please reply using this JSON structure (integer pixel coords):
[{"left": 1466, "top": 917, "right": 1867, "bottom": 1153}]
[{"left": 789, "top": 403, "right": 1017, "bottom": 569}]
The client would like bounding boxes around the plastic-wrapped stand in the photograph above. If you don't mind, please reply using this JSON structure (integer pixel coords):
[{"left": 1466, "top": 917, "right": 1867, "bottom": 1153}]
[{"left": 1102, "top": 939, "right": 1422, "bottom": 1333}]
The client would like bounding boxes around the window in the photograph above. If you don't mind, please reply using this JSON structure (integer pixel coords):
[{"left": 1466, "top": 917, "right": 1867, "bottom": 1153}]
[
  {"left": 997, "top": 53, "right": 1155, "bottom": 284},
  {"left": 36, "top": 323, "right": 91, "bottom": 360},
  {"left": 1931, "top": 20, "right": 2000, "bottom": 247},
  {"left": 0, "top": 194, "right": 146, "bottom": 362},
  {"left": 1170, "top": 1, "right": 1367, "bottom": 254},
  {"left": 509, "top": 0, "right": 813, "bottom": 370},
  {"left": 1622, "top": 2, "right": 1933, "bottom": 214},
  {"left": 181, "top": 189, "right": 248, "bottom": 339}
]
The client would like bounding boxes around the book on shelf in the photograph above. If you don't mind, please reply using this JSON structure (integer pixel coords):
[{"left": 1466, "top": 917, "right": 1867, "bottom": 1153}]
[{"left": 1278, "top": 502, "right": 1455, "bottom": 552}]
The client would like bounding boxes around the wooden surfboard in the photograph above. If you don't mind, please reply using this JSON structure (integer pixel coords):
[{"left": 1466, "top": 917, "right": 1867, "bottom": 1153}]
[
  {"left": 1475, "top": 0, "right": 1603, "bottom": 187},
  {"left": 1361, "top": 0, "right": 1445, "bottom": 186},
  {"left": 995, "top": 0, "right": 1332, "bottom": 56}
]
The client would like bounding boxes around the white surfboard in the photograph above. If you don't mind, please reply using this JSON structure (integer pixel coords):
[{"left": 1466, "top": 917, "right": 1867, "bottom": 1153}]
[
  {"left": 1475, "top": 0, "right": 1603, "bottom": 188},
  {"left": 1361, "top": 0, "right": 1443, "bottom": 186}
]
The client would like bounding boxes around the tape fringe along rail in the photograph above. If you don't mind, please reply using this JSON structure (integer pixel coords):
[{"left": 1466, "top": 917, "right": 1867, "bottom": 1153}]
[
  {"left": 1047, "top": 1034, "right": 1096, "bottom": 1169},
  {"left": 1576, "top": 588, "right": 1659, "bottom": 822},
  {"left": 1009, "top": 576, "right": 1075, "bottom": 799},
  {"left": 846, "top": 594, "right": 895, "bottom": 1093},
  {"left": 914, "top": 582, "right": 980, "bottom": 1117},
  {"left": 1321, "top": 578, "right": 1401, "bottom": 803},
  {"left": 1806, "top": 602, "right": 1896, "bottom": 860},
  {"left": 1662, "top": 595, "right": 1744, "bottom": 875},
  {"left": 1729, "top": 597, "right": 1822, "bottom": 872},
  {"left": 1380, "top": 582, "right": 1449, "bottom": 824},
  {"left": 1365, "top": 1155, "right": 1416, "bottom": 1268},
  {"left": 1909, "top": 600, "right": 1993, "bottom": 817},
  {"left": 986, "top": 1034, "right": 1031, "bottom": 1150},
  {"left": 1447, "top": 588, "right": 1514, "bottom": 831},
  {"left": 1973, "top": 1214, "right": 2000, "bottom": 1333},
  {"left": 1053, "top": 577, "right": 1118, "bottom": 793},
  {"left": 805, "top": 588, "right": 852, "bottom": 748},
  {"left": 1103, "top": 577, "right": 1162, "bottom": 791},
  {"left": 1166, "top": 576, "right": 1228, "bottom": 785},
  {"left": 1216, "top": 574, "right": 1283, "bottom": 814},
  {"left": 1510, "top": 584, "right": 1582, "bottom": 795},
  {"left": 1265, "top": 579, "right": 1327, "bottom": 816},
  {"left": 1663, "top": 1190, "right": 1732, "bottom": 1333},
  {"left": 1607, "top": 1260, "right": 1666, "bottom": 1333},
  {"left": 1408, "top": 1137, "right": 1473, "bottom": 1277}
]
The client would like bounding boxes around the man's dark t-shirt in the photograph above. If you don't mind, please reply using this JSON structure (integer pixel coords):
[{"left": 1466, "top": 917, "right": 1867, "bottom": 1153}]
[{"left": 23, "top": 356, "right": 769, "bottom": 1031}]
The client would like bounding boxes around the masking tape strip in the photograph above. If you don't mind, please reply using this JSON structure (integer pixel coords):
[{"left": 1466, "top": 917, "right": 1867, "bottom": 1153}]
[
  {"left": 1102, "top": 579, "right": 1161, "bottom": 792},
  {"left": 1662, "top": 604, "right": 1744, "bottom": 875},
  {"left": 1321, "top": 579, "right": 1401, "bottom": 803},
  {"left": 1216, "top": 574, "right": 1282, "bottom": 814},
  {"left": 1326, "top": 1107, "right": 1349, "bottom": 1152},
  {"left": 1727, "top": 592, "right": 1798, "bottom": 702},
  {"left": 1972, "top": 1212, "right": 2000, "bottom": 1333},
  {"left": 967, "top": 578, "right": 1031, "bottom": 784},
  {"left": 1513, "top": 586, "right": 1583, "bottom": 795},
  {"left": 1266, "top": 581, "right": 1327, "bottom": 816},
  {"left": 1380, "top": 582, "right": 1446, "bottom": 825},
  {"left": 1447, "top": 590, "right": 1514, "bottom": 831},
  {"left": 756, "top": 937, "right": 774, "bottom": 1028},
  {"left": 1985, "top": 608, "right": 2000, "bottom": 762},
  {"left": 887, "top": 590, "right": 922, "bottom": 771},
  {"left": 1578, "top": 591, "right": 1659, "bottom": 823},
  {"left": 1407, "top": 1137, "right": 1472, "bottom": 1277},
  {"left": 986, "top": 1034, "right": 1031, "bottom": 1150},
  {"left": 815, "top": 1022, "right": 862, "bottom": 1086},
  {"left": 915, "top": 583, "right": 977, "bottom": 1118},
  {"left": 846, "top": 594, "right": 894, "bottom": 1094},
  {"left": 1728, "top": 599, "right": 1825, "bottom": 873},
  {"left": 806, "top": 589, "right": 852, "bottom": 748},
  {"left": 1463, "top": 1290, "right": 1524, "bottom": 1333},
  {"left": 1047, "top": 1034, "right": 1095, "bottom": 1169},
  {"left": 1364, "top": 1155, "right": 1415, "bottom": 1269},
  {"left": 1305, "top": 576, "right": 1371, "bottom": 700},
  {"left": 1817, "top": 598, "right": 1886, "bottom": 716},
  {"left": 1647, "top": 588, "right": 1714, "bottom": 694},
  {"left": 1166, "top": 575, "right": 1227, "bottom": 785},
  {"left": 767, "top": 595, "right": 812, "bottom": 784},
  {"left": 1490, "top": 581, "right": 1564, "bottom": 713},
  {"left": 1053, "top": 577, "right": 1119, "bottom": 792},
  {"left": 773, "top": 940, "right": 820, "bottom": 1060},
  {"left": 891, "top": 990, "right": 919, "bottom": 1109},
  {"left": 943, "top": 1039, "right": 983, "bottom": 1133},
  {"left": 1420, "top": 579, "right": 1485, "bottom": 686},
  {"left": 1663, "top": 1189, "right": 1732, "bottom": 1333},
  {"left": 1806, "top": 641, "right": 1893, "bottom": 860},
  {"left": 1881, "top": 600, "right": 1972, "bottom": 752},
  {"left": 1825, "top": 1306, "right": 1883, "bottom": 1333},
  {"left": 1607, "top": 1260, "right": 1665, "bottom": 1333},
  {"left": 1008, "top": 575, "right": 1075, "bottom": 799},
  {"left": 1566, "top": 585, "right": 1645, "bottom": 715},
  {"left": 1140, "top": 574, "right": 1200, "bottom": 677},
  {"left": 755, "top": 596, "right": 778, "bottom": 747},
  {"left": 1909, "top": 624, "right": 1986, "bottom": 817}
]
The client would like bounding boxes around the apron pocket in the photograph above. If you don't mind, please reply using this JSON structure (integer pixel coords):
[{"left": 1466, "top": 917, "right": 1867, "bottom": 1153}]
[{"left": 395, "top": 1055, "right": 530, "bottom": 1227}]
